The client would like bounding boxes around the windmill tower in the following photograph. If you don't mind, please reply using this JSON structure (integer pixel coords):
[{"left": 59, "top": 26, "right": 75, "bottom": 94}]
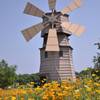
[{"left": 21, "top": 0, "right": 85, "bottom": 82}]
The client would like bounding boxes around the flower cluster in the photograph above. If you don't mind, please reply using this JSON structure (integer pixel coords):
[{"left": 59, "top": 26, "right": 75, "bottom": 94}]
[{"left": 0, "top": 70, "right": 100, "bottom": 100}]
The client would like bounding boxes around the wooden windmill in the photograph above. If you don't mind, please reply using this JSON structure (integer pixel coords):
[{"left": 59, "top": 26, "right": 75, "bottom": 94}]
[{"left": 21, "top": 0, "right": 85, "bottom": 82}]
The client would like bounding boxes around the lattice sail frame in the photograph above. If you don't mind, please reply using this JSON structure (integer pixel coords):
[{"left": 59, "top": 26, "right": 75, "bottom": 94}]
[{"left": 21, "top": 0, "right": 85, "bottom": 51}]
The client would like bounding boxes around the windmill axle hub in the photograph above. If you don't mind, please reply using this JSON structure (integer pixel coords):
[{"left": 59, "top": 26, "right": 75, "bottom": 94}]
[{"left": 49, "top": 16, "right": 56, "bottom": 23}]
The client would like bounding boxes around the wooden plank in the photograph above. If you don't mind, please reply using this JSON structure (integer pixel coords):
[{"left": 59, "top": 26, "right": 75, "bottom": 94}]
[
  {"left": 21, "top": 23, "right": 44, "bottom": 42},
  {"left": 23, "top": 2, "right": 44, "bottom": 18},
  {"left": 48, "top": 0, "right": 56, "bottom": 10},
  {"left": 46, "top": 29, "right": 60, "bottom": 51},
  {"left": 61, "top": 0, "right": 84, "bottom": 14},
  {"left": 61, "top": 22, "right": 85, "bottom": 37}
]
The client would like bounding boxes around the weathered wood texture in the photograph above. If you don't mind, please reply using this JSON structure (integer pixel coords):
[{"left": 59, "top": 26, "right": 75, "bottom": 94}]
[
  {"left": 43, "top": 33, "right": 70, "bottom": 47},
  {"left": 40, "top": 46, "right": 76, "bottom": 82},
  {"left": 39, "top": 12, "right": 76, "bottom": 82},
  {"left": 41, "top": 12, "right": 72, "bottom": 37},
  {"left": 40, "top": 33, "right": 76, "bottom": 82}
]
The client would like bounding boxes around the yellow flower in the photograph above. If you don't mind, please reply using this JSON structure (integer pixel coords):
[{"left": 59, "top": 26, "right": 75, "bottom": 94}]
[
  {"left": 80, "top": 88, "right": 83, "bottom": 90},
  {"left": 21, "top": 98, "right": 24, "bottom": 100},
  {"left": 97, "top": 98, "right": 100, "bottom": 100},
  {"left": 74, "top": 95, "right": 79, "bottom": 99},
  {"left": 95, "top": 77, "right": 99, "bottom": 80},
  {"left": 62, "top": 80, "right": 66, "bottom": 82},
  {"left": 87, "top": 87, "right": 91, "bottom": 91},
  {"left": 92, "top": 74, "right": 96, "bottom": 77},
  {"left": 96, "top": 90, "right": 100, "bottom": 94},
  {"left": 67, "top": 77, "right": 69, "bottom": 80},
  {"left": 8, "top": 86, "right": 12, "bottom": 89},
  {"left": 37, "top": 86, "right": 40, "bottom": 88},
  {"left": 70, "top": 78, "right": 72, "bottom": 80},
  {"left": 73, "top": 92, "right": 79, "bottom": 99},
  {"left": 88, "top": 80, "right": 92, "bottom": 83},
  {"left": 0, "top": 88, "right": 2, "bottom": 90},
  {"left": 72, "top": 81, "right": 75, "bottom": 83},
  {"left": 86, "top": 99, "right": 91, "bottom": 100},
  {"left": 94, "top": 82, "right": 100, "bottom": 86},
  {"left": 96, "top": 83, "right": 100, "bottom": 86},
  {"left": 21, "top": 90, "right": 26, "bottom": 94},
  {"left": 11, "top": 97, "right": 16, "bottom": 100},
  {"left": 28, "top": 98, "right": 34, "bottom": 100},
  {"left": 73, "top": 92, "right": 78, "bottom": 95},
  {"left": 63, "top": 91, "right": 68, "bottom": 95},
  {"left": 18, "top": 87, "right": 21, "bottom": 89},
  {"left": 30, "top": 82, "right": 34, "bottom": 84},
  {"left": 94, "top": 82, "right": 98, "bottom": 85},
  {"left": 96, "top": 70, "right": 99, "bottom": 73},
  {"left": 43, "top": 79, "right": 46, "bottom": 81},
  {"left": 42, "top": 95, "right": 48, "bottom": 100},
  {"left": 84, "top": 69, "right": 88, "bottom": 71},
  {"left": 87, "top": 82, "right": 92, "bottom": 85},
  {"left": 65, "top": 87, "right": 70, "bottom": 90},
  {"left": 41, "top": 80, "right": 44, "bottom": 83},
  {"left": 61, "top": 85, "right": 66, "bottom": 88}
]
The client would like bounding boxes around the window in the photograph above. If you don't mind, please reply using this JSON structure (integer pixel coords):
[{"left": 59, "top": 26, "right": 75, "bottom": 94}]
[
  {"left": 50, "top": 23, "right": 52, "bottom": 28},
  {"left": 44, "top": 37, "right": 47, "bottom": 45},
  {"left": 50, "top": 24, "right": 56, "bottom": 28},
  {"left": 59, "top": 50, "right": 63, "bottom": 57},
  {"left": 54, "top": 24, "right": 56, "bottom": 28},
  {"left": 45, "top": 52, "right": 48, "bottom": 58}
]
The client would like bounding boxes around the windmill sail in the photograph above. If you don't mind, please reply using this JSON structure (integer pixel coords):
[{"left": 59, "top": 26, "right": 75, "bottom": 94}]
[
  {"left": 61, "top": 0, "right": 84, "bottom": 15},
  {"left": 23, "top": 2, "right": 44, "bottom": 18},
  {"left": 61, "top": 22, "right": 85, "bottom": 37},
  {"left": 21, "top": 23, "right": 44, "bottom": 42},
  {"left": 48, "top": 0, "right": 56, "bottom": 10},
  {"left": 46, "top": 29, "right": 59, "bottom": 51}
]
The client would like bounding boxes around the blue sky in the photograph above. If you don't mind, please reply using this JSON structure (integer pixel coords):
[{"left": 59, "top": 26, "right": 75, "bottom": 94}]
[{"left": 0, "top": 0, "right": 100, "bottom": 74}]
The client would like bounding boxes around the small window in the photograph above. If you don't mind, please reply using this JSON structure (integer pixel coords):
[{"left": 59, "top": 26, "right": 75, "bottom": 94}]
[
  {"left": 50, "top": 23, "right": 52, "bottom": 28},
  {"left": 45, "top": 52, "right": 48, "bottom": 58},
  {"left": 44, "top": 37, "right": 47, "bottom": 45},
  {"left": 54, "top": 24, "right": 56, "bottom": 28},
  {"left": 59, "top": 50, "right": 63, "bottom": 57},
  {"left": 50, "top": 24, "right": 56, "bottom": 28}
]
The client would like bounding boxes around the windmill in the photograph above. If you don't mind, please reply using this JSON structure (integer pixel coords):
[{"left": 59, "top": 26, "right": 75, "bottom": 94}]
[{"left": 21, "top": 0, "right": 85, "bottom": 82}]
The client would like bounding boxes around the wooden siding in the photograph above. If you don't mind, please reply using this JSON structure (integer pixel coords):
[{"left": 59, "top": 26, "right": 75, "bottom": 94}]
[
  {"left": 40, "top": 45, "right": 76, "bottom": 82},
  {"left": 43, "top": 33, "right": 70, "bottom": 47},
  {"left": 41, "top": 12, "right": 72, "bottom": 37},
  {"left": 40, "top": 12, "right": 76, "bottom": 82}
]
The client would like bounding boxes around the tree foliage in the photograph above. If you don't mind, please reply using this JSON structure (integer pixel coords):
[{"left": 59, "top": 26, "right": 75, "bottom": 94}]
[
  {"left": 16, "top": 73, "right": 39, "bottom": 85},
  {"left": 93, "top": 42, "right": 100, "bottom": 76},
  {"left": 0, "top": 60, "right": 17, "bottom": 88},
  {"left": 75, "top": 67, "right": 93, "bottom": 78}
]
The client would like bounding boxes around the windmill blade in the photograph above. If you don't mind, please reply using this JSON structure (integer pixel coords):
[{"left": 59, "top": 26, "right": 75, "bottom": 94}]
[
  {"left": 21, "top": 22, "right": 44, "bottom": 42},
  {"left": 46, "top": 29, "right": 59, "bottom": 51},
  {"left": 23, "top": 2, "right": 44, "bottom": 18},
  {"left": 61, "top": 22, "right": 85, "bottom": 37},
  {"left": 48, "top": 0, "right": 56, "bottom": 10},
  {"left": 61, "top": 0, "right": 84, "bottom": 15}
]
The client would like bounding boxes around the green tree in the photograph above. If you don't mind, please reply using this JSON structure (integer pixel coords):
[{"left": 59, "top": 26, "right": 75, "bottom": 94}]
[
  {"left": 93, "top": 42, "right": 100, "bottom": 76},
  {"left": 76, "top": 67, "right": 93, "bottom": 79},
  {"left": 16, "top": 73, "right": 39, "bottom": 85},
  {"left": 0, "top": 60, "right": 17, "bottom": 88}
]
